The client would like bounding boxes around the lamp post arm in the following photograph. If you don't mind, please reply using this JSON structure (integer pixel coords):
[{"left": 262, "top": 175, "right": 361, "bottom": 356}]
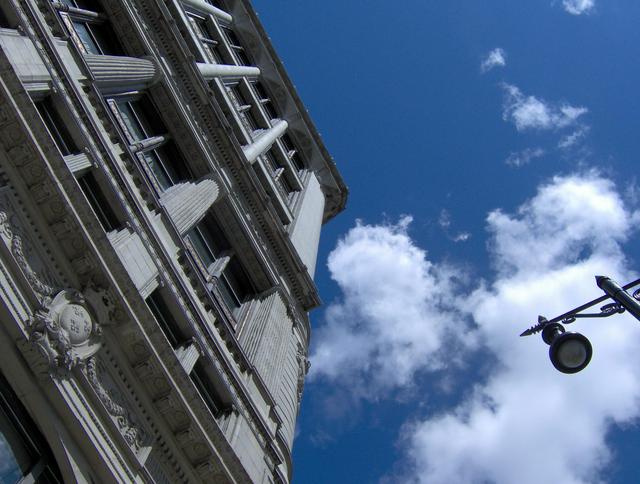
[
  {"left": 520, "top": 276, "right": 640, "bottom": 336},
  {"left": 596, "top": 276, "right": 640, "bottom": 322}
]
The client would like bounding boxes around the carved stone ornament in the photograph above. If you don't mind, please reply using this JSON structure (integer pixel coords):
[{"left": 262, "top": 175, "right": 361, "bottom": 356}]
[
  {"left": 0, "top": 209, "right": 56, "bottom": 305},
  {"left": 28, "top": 289, "right": 102, "bottom": 374},
  {"left": 295, "top": 344, "right": 310, "bottom": 405},
  {"left": 85, "top": 356, "right": 146, "bottom": 450}
]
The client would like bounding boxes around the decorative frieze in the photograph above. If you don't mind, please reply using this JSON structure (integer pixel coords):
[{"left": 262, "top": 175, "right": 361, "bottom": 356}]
[
  {"left": 0, "top": 200, "right": 57, "bottom": 306},
  {"left": 84, "top": 355, "right": 147, "bottom": 450}
]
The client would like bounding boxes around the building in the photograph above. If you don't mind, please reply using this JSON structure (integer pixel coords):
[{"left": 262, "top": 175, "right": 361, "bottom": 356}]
[{"left": 0, "top": 0, "right": 346, "bottom": 482}]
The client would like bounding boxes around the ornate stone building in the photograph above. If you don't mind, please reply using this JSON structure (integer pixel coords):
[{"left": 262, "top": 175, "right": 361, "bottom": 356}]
[{"left": 0, "top": 0, "right": 346, "bottom": 482}]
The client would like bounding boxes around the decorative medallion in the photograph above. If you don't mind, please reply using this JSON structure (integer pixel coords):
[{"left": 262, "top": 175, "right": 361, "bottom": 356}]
[{"left": 28, "top": 289, "right": 102, "bottom": 374}]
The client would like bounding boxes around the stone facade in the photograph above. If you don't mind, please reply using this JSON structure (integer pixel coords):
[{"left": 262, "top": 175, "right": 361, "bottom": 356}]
[{"left": 0, "top": 1, "right": 346, "bottom": 482}]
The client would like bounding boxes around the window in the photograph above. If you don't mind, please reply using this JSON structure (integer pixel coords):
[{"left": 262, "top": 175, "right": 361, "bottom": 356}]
[
  {"left": 185, "top": 215, "right": 255, "bottom": 316},
  {"left": 77, "top": 172, "right": 122, "bottom": 232},
  {"left": 113, "top": 96, "right": 191, "bottom": 191},
  {"left": 265, "top": 149, "right": 298, "bottom": 203},
  {"left": 0, "top": 372, "right": 63, "bottom": 483},
  {"left": 205, "top": 0, "right": 225, "bottom": 8},
  {"left": 190, "top": 362, "right": 226, "bottom": 417},
  {"left": 34, "top": 98, "right": 79, "bottom": 157},
  {"left": 56, "top": 0, "right": 124, "bottom": 55},
  {"left": 252, "top": 82, "right": 277, "bottom": 120},
  {"left": 220, "top": 26, "right": 250, "bottom": 66},
  {"left": 146, "top": 289, "right": 186, "bottom": 347},
  {"left": 225, "top": 84, "right": 261, "bottom": 135},
  {"left": 281, "top": 133, "right": 306, "bottom": 172},
  {"left": 0, "top": 7, "right": 14, "bottom": 28},
  {"left": 187, "top": 14, "right": 223, "bottom": 63}
]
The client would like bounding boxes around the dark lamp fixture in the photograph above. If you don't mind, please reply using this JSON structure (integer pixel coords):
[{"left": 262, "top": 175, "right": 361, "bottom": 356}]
[
  {"left": 520, "top": 275, "right": 640, "bottom": 374},
  {"left": 542, "top": 323, "right": 592, "bottom": 374}
]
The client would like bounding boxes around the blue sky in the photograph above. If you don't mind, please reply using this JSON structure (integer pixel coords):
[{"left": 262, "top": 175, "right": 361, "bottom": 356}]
[{"left": 252, "top": 1, "right": 640, "bottom": 483}]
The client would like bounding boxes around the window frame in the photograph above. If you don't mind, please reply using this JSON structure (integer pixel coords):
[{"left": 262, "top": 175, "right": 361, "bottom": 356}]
[
  {"left": 107, "top": 94, "right": 192, "bottom": 192},
  {"left": 55, "top": 1, "right": 125, "bottom": 56},
  {"left": 184, "top": 215, "right": 257, "bottom": 321}
]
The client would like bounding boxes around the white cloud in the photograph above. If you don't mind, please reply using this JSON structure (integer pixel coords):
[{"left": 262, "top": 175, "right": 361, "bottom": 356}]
[
  {"left": 563, "top": 0, "right": 595, "bottom": 15},
  {"left": 481, "top": 48, "right": 507, "bottom": 73},
  {"left": 398, "top": 173, "right": 640, "bottom": 484},
  {"left": 438, "top": 209, "right": 451, "bottom": 229},
  {"left": 559, "top": 126, "right": 590, "bottom": 150},
  {"left": 310, "top": 216, "right": 465, "bottom": 396},
  {"left": 439, "top": 209, "right": 472, "bottom": 242},
  {"left": 502, "top": 84, "right": 588, "bottom": 131},
  {"left": 505, "top": 147, "right": 545, "bottom": 167},
  {"left": 311, "top": 174, "right": 640, "bottom": 483},
  {"left": 452, "top": 232, "right": 471, "bottom": 243}
]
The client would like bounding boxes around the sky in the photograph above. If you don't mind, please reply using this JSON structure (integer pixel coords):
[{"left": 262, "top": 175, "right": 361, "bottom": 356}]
[{"left": 251, "top": 1, "right": 640, "bottom": 483}]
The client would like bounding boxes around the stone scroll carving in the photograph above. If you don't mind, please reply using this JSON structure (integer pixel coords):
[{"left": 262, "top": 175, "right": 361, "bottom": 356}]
[
  {"left": 0, "top": 208, "right": 56, "bottom": 305},
  {"left": 84, "top": 355, "right": 146, "bottom": 450}
]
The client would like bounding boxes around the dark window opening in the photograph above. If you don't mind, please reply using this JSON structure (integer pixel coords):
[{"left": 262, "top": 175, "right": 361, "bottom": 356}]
[
  {"left": 191, "top": 362, "right": 225, "bottom": 417},
  {"left": 0, "top": 372, "right": 63, "bottom": 483},
  {"left": 218, "top": 257, "right": 253, "bottom": 313},
  {"left": 146, "top": 290, "right": 187, "bottom": 348},
  {"left": 221, "top": 27, "right": 250, "bottom": 66},
  {"left": 281, "top": 134, "right": 306, "bottom": 171},
  {"left": 186, "top": 215, "right": 255, "bottom": 315},
  {"left": 58, "top": 0, "right": 124, "bottom": 55},
  {"left": 115, "top": 96, "right": 191, "bottom": 190},
  {"left": 77, "top": 172, "right": 122, "bottom": 232},
  {"left": 265, "top": 149, "right": 298, "bottom": 201},
  {"left": 188, "top": 14, "right": 223, "bottom": 63},
  {"left": 0, "top": 8, "right": 13, "bottom": 28},
  {"left": 261, "top": 99, "right": 277, "bottom": 120},
  {"left": 35, "top": 98, "right": 79, "bottom": 157}
]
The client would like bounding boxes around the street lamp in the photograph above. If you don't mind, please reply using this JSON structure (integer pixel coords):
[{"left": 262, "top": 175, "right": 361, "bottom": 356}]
[{"left": 520, "top": 276, "right": 640, "bottom": 374}]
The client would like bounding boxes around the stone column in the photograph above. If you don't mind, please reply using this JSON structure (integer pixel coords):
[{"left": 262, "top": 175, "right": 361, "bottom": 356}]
[
  {"left": 83, "top": 54, "right": 159, "bottom": 94},
  {"left": 181, "top": 0, "right": 232, "bottom": 23},
  {"left": 242, "top": 119, "right": 288, "bottom": 164},
  {"left": 159, "top": 178, "right": 220, "bottom": 235},
  {"left": 130, "top": 135, "right": 167, "bottom": 154},
  {"left": 197, "top": 63, "right": 260, "bottom": 80}
]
